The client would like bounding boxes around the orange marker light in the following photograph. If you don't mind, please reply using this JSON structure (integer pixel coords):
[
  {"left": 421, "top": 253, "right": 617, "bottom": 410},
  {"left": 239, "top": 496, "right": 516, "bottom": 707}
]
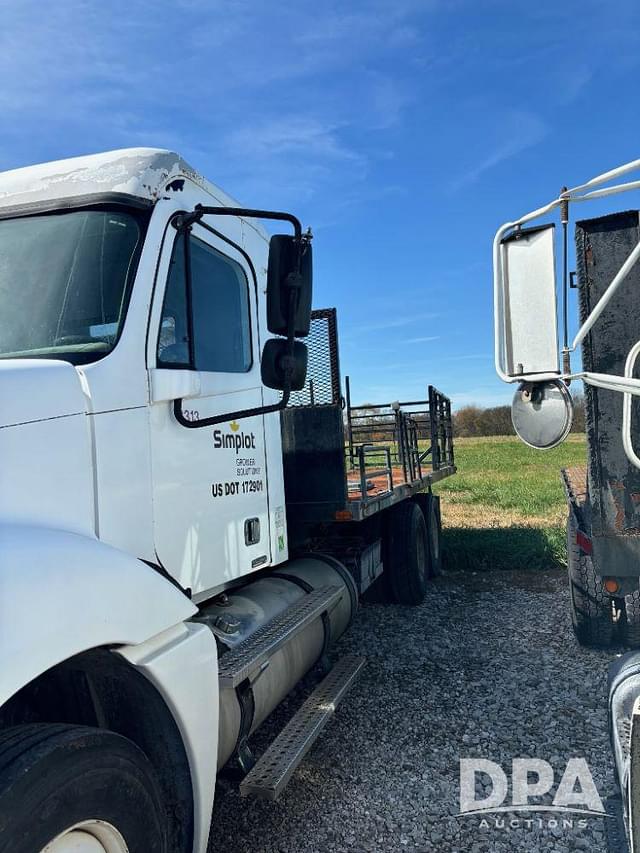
[
  {"left": 335, "top": 510, "right": 353, "bottom": 521},
  {"left": 604, "top": 578, "right": 620, "bottom": 594}
]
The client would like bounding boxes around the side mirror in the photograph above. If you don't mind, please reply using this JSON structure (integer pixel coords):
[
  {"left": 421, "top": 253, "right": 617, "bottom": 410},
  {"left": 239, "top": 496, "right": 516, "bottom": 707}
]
[
  {"left": 499, "top": 223, "right": 559, "bottom": 378},
  {"left": 267, "top": 235, "right": 312, "bottom": 337},
  {"left": 261, "top": 338, "right": 308, "bottom": 391}
]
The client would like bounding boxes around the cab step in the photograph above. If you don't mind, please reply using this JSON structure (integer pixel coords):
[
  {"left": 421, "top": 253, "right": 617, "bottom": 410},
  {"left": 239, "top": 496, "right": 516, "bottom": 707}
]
[
  {"left": 218, "top": 585, "right": 343, "bottom": 689},
  {"left": 240, "top": 654, "right": 365, "bottom": 800}
]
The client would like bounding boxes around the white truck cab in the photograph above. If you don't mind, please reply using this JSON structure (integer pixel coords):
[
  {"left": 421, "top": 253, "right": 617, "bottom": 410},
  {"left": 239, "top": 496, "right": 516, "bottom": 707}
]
[
  {"left": 1, "top": 148, "right": 291, "bottom": 591},
  {"left": 0, "top": 148, "right": 453, "bottom": 853}
]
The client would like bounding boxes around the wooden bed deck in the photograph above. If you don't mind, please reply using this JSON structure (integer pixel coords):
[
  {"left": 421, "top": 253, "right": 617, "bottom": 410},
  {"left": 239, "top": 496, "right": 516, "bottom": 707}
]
[
  {"left": 562, "top": 465, "right": 588, "bottom": 510},
  {"left": 346, "top": 466, "right": 408, "bottom": 500},
  {"left": 342, "top": 464, "right": 457, "bottom": 520}
]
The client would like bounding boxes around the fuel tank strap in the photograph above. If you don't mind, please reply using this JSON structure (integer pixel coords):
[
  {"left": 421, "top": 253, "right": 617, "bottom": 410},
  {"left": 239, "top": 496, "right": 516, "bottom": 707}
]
[{"left": 218, "top": 585, "right": 342, "bottom": 689}]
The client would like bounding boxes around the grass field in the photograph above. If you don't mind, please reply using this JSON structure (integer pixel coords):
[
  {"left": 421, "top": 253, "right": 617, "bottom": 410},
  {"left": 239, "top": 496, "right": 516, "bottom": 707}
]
[{"left": 433, "top": 434, "right": 587, "bottom": 571}]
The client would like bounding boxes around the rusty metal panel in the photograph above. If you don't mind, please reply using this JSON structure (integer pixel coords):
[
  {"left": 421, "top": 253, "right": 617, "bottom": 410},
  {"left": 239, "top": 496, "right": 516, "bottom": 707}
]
[{"left": 576, "top": 210, "right": 640, "bottom": 575}]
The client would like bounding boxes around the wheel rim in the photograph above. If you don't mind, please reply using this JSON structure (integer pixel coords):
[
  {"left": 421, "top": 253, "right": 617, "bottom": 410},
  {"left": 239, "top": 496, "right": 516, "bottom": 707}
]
[{"left": 41, "top": 821, "right": 129, "bottom": 853}]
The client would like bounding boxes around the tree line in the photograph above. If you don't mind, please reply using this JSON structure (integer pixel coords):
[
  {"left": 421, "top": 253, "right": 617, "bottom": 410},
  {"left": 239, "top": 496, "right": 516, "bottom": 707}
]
[{"left": 453, "top": 395, "right": 586, "bottom": 437}]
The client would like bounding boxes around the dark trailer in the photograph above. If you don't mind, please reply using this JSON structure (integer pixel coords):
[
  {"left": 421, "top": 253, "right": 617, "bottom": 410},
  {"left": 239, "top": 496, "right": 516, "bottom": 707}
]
[
  {"left": 564, "top": 211, "right": 640, "bottom": 647},
  {"left": 280, "top": 308, "right": 456, "bottom": 603}
]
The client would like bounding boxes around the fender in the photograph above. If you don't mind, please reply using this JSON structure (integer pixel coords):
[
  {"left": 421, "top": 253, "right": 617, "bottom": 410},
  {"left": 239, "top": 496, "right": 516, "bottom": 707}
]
[
  {"left": 120, "top": 622, "right": 219, "bottom": 853},
  {"left": 0, "top": 522, "right": 198, "bottom": 707}
]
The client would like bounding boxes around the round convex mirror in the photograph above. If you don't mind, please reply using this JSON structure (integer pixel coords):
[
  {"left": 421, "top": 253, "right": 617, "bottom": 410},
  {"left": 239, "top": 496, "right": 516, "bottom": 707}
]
[{"left": 511, "top": 380, "right": 573, "bottom": 450}]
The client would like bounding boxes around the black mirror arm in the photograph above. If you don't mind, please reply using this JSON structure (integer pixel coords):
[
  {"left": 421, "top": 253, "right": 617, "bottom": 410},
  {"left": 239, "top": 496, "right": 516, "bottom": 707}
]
[
  {"left": 171, "top": 212, "right": 300, "bottom": 429},
  {"left": 175, "top": 205, "right": 303, "bottom": 241},
  {"left": 173, "top": 389, "right": 291, "bottom": 429},
  {"left": 174, "top": 206, "right": 312, "bottom": 276},
  {"left": 173, "top": 331, "right": 296, "bottom": 429}
]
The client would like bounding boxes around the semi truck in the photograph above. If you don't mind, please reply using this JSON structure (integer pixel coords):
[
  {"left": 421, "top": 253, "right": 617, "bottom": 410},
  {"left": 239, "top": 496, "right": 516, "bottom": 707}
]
[
  {"left": 492, "top": 160, "right": 640, "bottom": 649},
  {"left": 0, "top": 148, "right": 455, "bottom": 853},
  {"left": 491, "top": 158, "right": 640, "bottom": 851}
]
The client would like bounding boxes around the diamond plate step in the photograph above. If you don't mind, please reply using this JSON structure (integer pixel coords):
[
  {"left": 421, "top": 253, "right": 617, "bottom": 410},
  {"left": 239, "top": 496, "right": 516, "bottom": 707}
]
[
  {"left": 240, "top": 654, "right": 366, "bottom": 800},
  {"left": 218, "top": 585, "right": 343, "bottom": 689}
]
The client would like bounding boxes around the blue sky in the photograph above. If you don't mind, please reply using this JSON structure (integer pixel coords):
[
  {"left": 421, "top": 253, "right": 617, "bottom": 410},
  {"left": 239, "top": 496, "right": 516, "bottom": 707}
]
[{"left": 2, "top": 0, "right": 640, "bottom": 408}]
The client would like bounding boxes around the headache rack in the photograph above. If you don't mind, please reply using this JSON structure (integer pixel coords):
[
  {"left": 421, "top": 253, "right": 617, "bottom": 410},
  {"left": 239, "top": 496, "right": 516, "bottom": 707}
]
[
  {"left": 280, "top": 308, "right": 456, "bottom": 524},
  {"left": 345, "top": 382, "right": 454, "bottom": 507}
]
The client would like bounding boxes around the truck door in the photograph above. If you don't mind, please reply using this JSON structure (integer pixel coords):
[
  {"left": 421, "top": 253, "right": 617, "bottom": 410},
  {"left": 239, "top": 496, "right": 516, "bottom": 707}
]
[{"left": 148, "top": 219, "right": 271, "bottom": 598}]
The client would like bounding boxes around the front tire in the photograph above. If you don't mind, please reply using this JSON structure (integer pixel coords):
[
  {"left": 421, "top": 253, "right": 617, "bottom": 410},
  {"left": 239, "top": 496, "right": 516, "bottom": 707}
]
[
  {"left": 0, "top": 724, "right": 166, "bottom": 853},
  {"left": 567, "top": 513, "right": 615, "bottom": 648},
  {"left": 385, "top": 501, "right": 430, "bottom": 605}
]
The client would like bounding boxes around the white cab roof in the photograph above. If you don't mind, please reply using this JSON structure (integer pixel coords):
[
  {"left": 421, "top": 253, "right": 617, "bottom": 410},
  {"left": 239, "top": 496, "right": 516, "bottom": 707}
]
[{"left": 0, "top": 147, "right": 243, "bottom": 214}]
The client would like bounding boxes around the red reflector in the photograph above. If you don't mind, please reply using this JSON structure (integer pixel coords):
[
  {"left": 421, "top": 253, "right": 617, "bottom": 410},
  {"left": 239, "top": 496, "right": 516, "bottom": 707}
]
[{"left": 576, "top": 530, "right": 593, "bottom": 555}]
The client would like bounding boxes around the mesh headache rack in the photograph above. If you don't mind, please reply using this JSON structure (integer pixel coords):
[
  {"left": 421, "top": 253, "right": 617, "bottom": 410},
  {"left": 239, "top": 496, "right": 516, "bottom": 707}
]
[{"left": 281, "top": 308, "right": 456, "bottom": 523}]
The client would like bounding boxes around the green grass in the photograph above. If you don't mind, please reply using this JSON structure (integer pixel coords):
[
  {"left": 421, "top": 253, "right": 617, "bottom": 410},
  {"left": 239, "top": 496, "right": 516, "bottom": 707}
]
[{"left": 433, "top": 435, "right": 587, "bottom": 571}]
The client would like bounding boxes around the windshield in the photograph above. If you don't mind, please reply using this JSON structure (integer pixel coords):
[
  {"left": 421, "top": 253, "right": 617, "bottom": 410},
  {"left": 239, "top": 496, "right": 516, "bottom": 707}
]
[{"left": 0, "top": 207, "right": 146, "bottom": 364}]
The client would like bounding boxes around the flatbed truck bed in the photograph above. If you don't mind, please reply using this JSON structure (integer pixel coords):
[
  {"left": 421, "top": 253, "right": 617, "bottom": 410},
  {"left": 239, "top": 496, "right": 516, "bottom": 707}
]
[
  {"left": 346, "top": 464, "right": 455, "bottom": 517},
  {"left": 281, "top": 308, "right": 455, "bottom": 527}
]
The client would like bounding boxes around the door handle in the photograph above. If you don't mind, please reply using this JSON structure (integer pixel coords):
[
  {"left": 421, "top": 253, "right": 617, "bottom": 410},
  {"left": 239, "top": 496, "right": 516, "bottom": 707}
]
[{"left": 244, "top": 518, "right": 261, "bottom": 545}]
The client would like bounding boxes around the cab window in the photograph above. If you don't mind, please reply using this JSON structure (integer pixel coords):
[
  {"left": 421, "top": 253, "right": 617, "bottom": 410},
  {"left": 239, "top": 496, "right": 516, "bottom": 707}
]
[
  {"left": 0, "top": 208, "right": 145, "bottom": 364},
  {"left": 157, "top": 233, "right": 252, "bottom": 372}
]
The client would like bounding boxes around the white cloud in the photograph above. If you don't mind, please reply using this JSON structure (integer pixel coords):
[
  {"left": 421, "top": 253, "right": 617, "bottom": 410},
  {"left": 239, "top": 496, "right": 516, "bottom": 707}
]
[
  {"left": 355, "top": 312, "right": 439, "bottom": 333},
  {"left": 451, "top": 110, "right": 549, "bottom": 191},
  {"left": 225, "top": 118, "right": 362, "bottom": 164},
  {"left": 555, "top": 65, "right": 593, "bottom": 105},
  {"left": 449, "top": 353, "right": 492, "bottom": 361},
  {"left": 0, "top": 0, "right": 432, "bottom": 213}
]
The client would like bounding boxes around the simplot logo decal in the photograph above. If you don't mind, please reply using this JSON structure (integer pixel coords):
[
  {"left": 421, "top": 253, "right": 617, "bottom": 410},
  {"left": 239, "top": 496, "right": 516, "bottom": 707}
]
[
  {"left": 210, "top": 421, "right": 264, "bottom": 500},
  {"left": 213, "top": 421, "right": 257, "bottom": 451}
]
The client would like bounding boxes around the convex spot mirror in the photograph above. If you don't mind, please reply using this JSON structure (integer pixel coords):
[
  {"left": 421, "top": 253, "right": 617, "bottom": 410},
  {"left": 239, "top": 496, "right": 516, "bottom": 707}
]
[
  {"left": 261, "top": 339, "right": 308, "bottom": 391},
  {"left": 267, "top": 235, "right": 312, "bottom": 337},
  {"left": 511, "top": 379, "right": 573, "bottom": 449}
]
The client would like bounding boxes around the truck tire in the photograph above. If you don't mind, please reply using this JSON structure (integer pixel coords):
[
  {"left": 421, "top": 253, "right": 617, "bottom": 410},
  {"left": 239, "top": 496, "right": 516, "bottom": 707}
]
[
  {"left": 413, "top": 493, "right": 442, "bottom": 577},
  {"left": 426, "top": 495, "right": 443, "bottom": 577},
  {"left": 0, "top": 723, "right": 166, "bottom": 853},
  {"left": 623, "top": 590, "right": 640, "bottom": 647},
  {"left": 385, "top": 501, "right": 430, "bottom": 605},
  {"left": 567, "top": 513, "right": 615, "bottom": 648}
]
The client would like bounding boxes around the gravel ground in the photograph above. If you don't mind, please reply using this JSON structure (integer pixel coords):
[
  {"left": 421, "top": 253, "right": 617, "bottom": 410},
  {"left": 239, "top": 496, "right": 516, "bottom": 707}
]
[{"left": 210, "top": 568, "right": 617, "bottom": 852}]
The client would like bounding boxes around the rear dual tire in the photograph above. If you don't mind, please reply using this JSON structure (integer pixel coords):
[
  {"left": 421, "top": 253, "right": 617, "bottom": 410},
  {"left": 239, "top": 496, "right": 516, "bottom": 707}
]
[
  {"left": 416, "top": 493, "right": 442, "bottom": 578},
  {"left": 623, "top": 590, "right": 640, "bottom": 647},
  {"left": 384, "top": 496, "right": 442, "bottom": 605},
  {"left": 567, "top": 514, "right": 615, "bottom": 648},
  {"left": 566, "top": 514, "right": 640, "bottom": 648}
]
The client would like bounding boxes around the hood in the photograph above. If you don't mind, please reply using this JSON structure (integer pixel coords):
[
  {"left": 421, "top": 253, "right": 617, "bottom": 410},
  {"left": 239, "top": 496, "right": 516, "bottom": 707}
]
[{"left": 0, "top": 359, "right": 88, "bottom": 429}]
